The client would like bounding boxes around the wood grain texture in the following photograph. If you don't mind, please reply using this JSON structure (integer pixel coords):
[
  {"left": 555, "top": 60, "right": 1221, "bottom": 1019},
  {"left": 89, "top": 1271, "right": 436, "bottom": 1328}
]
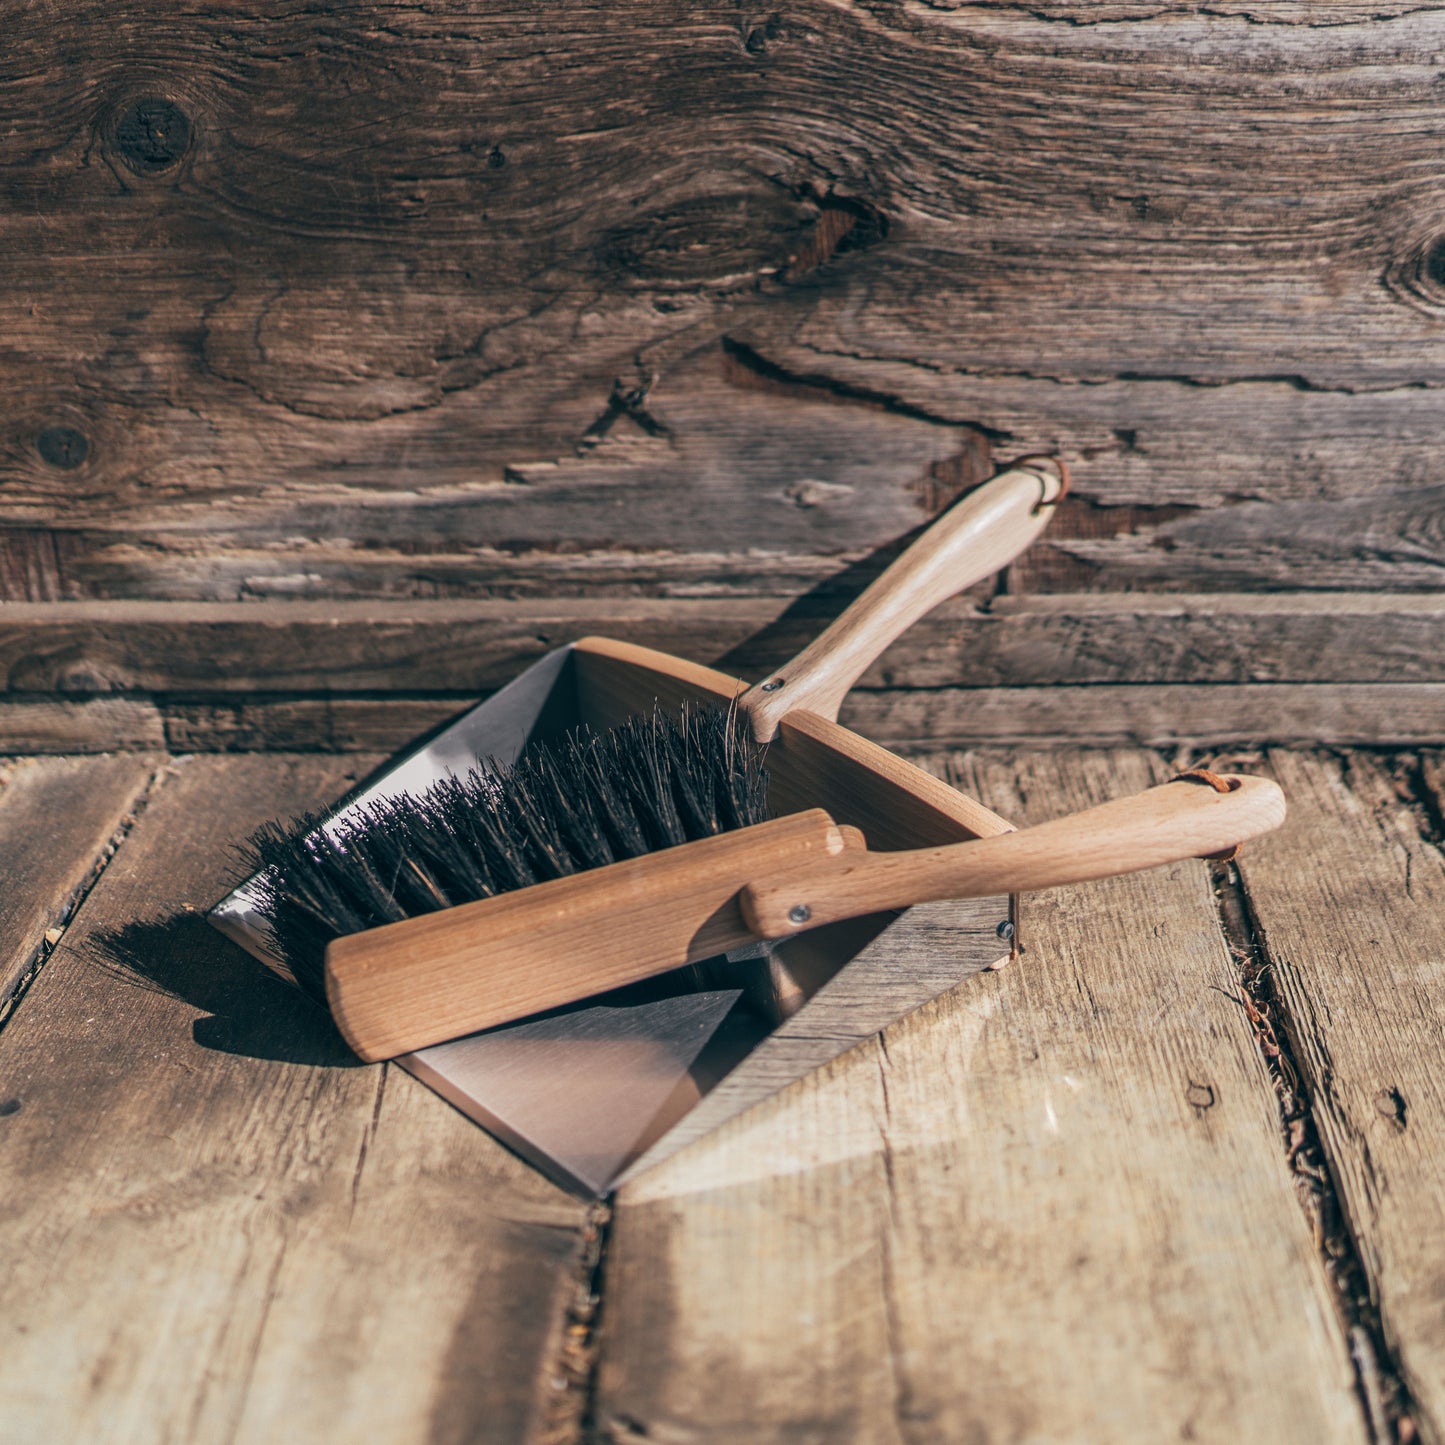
[
  {"left": 3, "top": 593, "right": 1443, "bottom": 751},
  {"left": 0, "top": 754, "right": 155, "bottom": 1016},
  {"left": 840, "top": 683, "right": 1445, "bottom": 750},
  {"left": 0, "top": 696, "right": 166, "bottom": 752},
  {"left": 596, "top": 750, "right": 1364, "bottom": 1445},
  {"left": 1, "top": 3, "right": 1442, "bottom": 613},
  {"left": 7, "top": 594, "right": 1445, "bottom": 695},
  {"left": 1235, "top": 751, "right": 1445, "bottom": 1441},
  {"left": 6, "top": 682, "right": 1440, "bottom": 754},
  {"left": 0, "top": 753, "right": 589, "bottom": 1445}
]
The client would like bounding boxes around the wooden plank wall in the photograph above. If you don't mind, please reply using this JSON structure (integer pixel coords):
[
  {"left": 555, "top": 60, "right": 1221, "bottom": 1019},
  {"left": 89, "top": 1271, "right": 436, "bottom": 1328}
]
[{"left": 3, "top": 3, "right": 1443, "bottom": 749}]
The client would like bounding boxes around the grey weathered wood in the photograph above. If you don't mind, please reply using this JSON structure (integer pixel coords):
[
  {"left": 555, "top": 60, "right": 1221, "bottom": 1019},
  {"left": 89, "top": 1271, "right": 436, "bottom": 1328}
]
[
  {"left": 0, "top": 754, "right": 155, "bottom": 1016},
  {"left": 3, "top": 6, "right": 1444, "bottom": 611},
  {"left": 161, "top": 696, "right": 470, "bottom": 755},
  {"left": 728, "top": 344, "right": 1445, "bottom": 592},
  {"left": 597, "top": 751, "right": 1364, "bottom": 1444},
  {"left": 8, "top": 684, "right": 1441, "bottom": 755},
  {"left": 0, "top": 754, "right": 588, "bottom": 1444},
  {"left": 4, "top": 594, "right": 1444, "bottom": 694},
  {"left": 0, "top": 697, "right": 165, "bottom": 753},
  {"left": 1236, "top": 751, "right": 1445, "bottom": 1442},
  {"left": 3, "top": 595, "right": 1443, "bottom": 752},
  {"left": 841, "top": 684, "right": 1445, "bottom": 750}
]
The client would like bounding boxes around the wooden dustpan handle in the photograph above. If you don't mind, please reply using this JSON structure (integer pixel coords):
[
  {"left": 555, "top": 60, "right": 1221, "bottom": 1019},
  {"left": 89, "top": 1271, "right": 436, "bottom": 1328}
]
[
  {"left": 739, "top": 774, "right": 1286, "bottom": 938},
  {"left": 740, "top": 459, "right": 1066, "bottom": 742}
]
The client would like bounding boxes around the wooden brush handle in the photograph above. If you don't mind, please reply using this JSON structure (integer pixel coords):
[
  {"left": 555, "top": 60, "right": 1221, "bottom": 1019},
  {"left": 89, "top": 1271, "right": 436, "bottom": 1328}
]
[
  {"left": 741, "top": 460, "right": 1065, "bottom": 742},
  {"left": 325, "top": 809, "right": 849, "bottom": 1062},
  {"left": 740, "top": 774, "right": 1286, "bottom": 938}
]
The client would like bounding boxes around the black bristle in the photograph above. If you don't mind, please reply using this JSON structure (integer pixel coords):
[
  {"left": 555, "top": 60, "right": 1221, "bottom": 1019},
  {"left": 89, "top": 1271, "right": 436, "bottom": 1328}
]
[{"left": 237, "top": 701, "right": 770, "bottom": 1002}]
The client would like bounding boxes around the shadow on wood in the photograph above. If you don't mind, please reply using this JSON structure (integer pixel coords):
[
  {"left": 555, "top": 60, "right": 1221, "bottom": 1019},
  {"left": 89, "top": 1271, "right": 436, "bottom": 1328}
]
[
  {"left": 86, "top": 913, "right": 361, "bottom": 1068},
  {"left": 712, "top": 507, "right": 999, "bottom": 680}
]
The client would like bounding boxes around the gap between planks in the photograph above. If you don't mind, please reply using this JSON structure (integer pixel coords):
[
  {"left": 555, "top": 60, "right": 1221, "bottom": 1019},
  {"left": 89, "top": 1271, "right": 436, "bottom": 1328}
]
[
  {"left": 3, "top": 684, "right": 1445, "bottom": 755},
  {"left": 0, "top": 752, "right": 593, "bottom": 1445},
  {"left": 1209, "top": 854, "right": 1418, "bottom": 1444},
  {"left": 591, "top": 749, "right": 1365, "bottom": 1445},
  {"left": 0, "top": 753, "right": 161, "bottom": 1032}
]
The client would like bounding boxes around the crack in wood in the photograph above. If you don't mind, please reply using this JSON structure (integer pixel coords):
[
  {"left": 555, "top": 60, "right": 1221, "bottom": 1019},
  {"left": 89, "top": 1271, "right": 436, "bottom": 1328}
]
[
  {"left": 0, "top": 759, "right": 164, "bottom": 1035},
  {"left": 537, "top": 1200, "right": 614, "bottom": 1445},
  {"left": 789, "top": 340, "right": 1441, "bottom": 398},
  {"left": 1391, "top": 754, "right": 1445, "bottom": 855},
  {"left": 720, "top": 336, "right": 1011, "bottom": 439},
  {"left": 577, "top": 374, "right": 670, "bottom": 453},
  {"left": 1210, "top": 855, "right": 1421, "bottom": 1445}
]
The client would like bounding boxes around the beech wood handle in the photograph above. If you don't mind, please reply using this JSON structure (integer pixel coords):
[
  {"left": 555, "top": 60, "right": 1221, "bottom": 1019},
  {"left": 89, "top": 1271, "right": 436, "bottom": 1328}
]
[
  {"left": 740, "top": 774, "right": 1286, "bottom": 938},
  {"left": 740, "top": 461, "right": 1065, "bottom": 741},
  {"left": 325, "top": 808, "right": 849, "bottom": 1062}
]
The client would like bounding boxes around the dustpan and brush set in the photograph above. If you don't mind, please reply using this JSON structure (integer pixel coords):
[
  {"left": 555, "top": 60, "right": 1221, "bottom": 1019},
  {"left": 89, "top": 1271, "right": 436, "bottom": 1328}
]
[{"left": 212, "top": 460, "right": 1285, "bottom": 1194}]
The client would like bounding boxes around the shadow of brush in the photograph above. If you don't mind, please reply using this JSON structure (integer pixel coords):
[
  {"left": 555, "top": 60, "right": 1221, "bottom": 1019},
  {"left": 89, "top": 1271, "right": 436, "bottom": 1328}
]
[
  {"left": 712, "top": 515, "right": 992, "bottom": 681},
  {"left": 87, "top": 913, "right": 363, "bottom": 1069}
]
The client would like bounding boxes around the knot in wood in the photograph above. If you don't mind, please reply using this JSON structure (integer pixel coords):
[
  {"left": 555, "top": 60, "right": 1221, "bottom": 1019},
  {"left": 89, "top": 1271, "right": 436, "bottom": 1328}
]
[
  {"left": 36, "top": 426, "right": 89, "bottom": 470},
  {"left": 1383, "top": 231, "right": 1445, "bottom": 317},
  {"left": 1427, "top": 238, "right": 1445, "bottom": 289},
  {"left": 114, "top": 97, "right": 192, "bottom": 175}
]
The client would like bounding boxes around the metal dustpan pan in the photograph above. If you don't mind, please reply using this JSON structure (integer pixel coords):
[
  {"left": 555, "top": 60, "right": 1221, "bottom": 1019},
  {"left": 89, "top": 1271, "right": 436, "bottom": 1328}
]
[{"left": 212, "top": 463, "right": 1066, "bottom": 1194}]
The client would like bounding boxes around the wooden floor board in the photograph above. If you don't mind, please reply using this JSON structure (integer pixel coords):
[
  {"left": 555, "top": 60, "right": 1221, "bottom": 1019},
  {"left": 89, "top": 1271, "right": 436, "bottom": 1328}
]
[
  {"left": 0, "top": 752, "right": 155, "bottom": 1017},
  {"left": 1237, "top": 750, "right": 1445, "bottom": 1442},
  {"left": 596, "top": 750, "right": 1364, "bottom": 1444},
  {"left": 0, "top": 753, "right": 589, "bottom": 1445}
]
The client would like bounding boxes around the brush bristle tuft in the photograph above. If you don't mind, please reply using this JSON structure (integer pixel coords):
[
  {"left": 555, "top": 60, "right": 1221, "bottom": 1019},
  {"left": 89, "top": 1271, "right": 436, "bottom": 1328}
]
[{"left": 239, "top": 702, "right": 769, "bottom": 1001}]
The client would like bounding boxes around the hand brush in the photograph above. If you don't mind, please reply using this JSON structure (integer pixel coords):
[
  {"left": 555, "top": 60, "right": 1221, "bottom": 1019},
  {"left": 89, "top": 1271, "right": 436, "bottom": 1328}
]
[{"left": 241, "top": 700, "right": 816, "bottom": 1008}]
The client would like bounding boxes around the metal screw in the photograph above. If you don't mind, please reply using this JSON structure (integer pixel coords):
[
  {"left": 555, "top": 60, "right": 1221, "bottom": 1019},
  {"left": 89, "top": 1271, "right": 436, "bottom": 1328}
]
[
  {"left": 995, "top": 919, "right": 1015, "bottom": 941},
  {"left": 788, "top": 904, "right": 811, "bottom": 925},
  {"left": 760, "top": 678, "right": 785, "bottom": 692}
]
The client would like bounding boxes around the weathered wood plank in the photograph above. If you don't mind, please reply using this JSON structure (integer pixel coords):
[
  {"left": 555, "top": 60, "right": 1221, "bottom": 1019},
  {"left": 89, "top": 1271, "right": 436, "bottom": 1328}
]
[
  {"left": 161, "top": 696, "right": 470, "bottom": 755},
  {"left": 841, "top": 684, "right": 1445, "bottom": 750},
  {"left": 6, "top": 367, "right": 1444, "bottom": 599},
  {"left": 6, "top": 682, "right": 1440, "bottom": 754},
  {"left": 0, "top": 696, "right": 165, "bottom": 752},
  {"left": 3, "top": 7, "right": 1445, "bottom": 603},
  {"left": 0, "top": 754, "right": 154, "bottom": 1017},
  {"left": 5, "top": 594, "right": 1445, "bottom": 695},
  {"left": 597, "top": 750, "right": 1363, "bottom": 1444},
  {"left": 725, "top": 344, "right": 1445, "bottom": 590},
  {"left": 0, "top": 754, "right": 588, "bottom": 1444},
  {"left": 1235, "top": 751, "right": 1445, "bottom": 1441}
]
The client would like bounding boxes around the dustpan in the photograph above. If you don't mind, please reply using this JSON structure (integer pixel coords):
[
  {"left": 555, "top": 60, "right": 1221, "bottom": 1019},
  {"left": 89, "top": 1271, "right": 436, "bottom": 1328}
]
[{"left": 211, "top": 464, "right": 1054, "bottom": 1194}]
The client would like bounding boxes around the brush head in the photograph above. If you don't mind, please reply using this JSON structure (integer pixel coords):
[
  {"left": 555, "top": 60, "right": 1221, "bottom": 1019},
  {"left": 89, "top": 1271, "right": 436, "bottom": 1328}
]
[{"left": 240, "top": 702, "right": 769, "bottom": 1001}]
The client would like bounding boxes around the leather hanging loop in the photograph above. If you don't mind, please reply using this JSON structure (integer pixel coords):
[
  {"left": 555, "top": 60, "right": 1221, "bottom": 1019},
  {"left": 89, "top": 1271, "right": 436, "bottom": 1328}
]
[
  {"left": 1010, "top": 454, "right": 1071, "bottom": 514},
  {"left": 1173, "top": 769, "right": 1243, "bottom": 860}
]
